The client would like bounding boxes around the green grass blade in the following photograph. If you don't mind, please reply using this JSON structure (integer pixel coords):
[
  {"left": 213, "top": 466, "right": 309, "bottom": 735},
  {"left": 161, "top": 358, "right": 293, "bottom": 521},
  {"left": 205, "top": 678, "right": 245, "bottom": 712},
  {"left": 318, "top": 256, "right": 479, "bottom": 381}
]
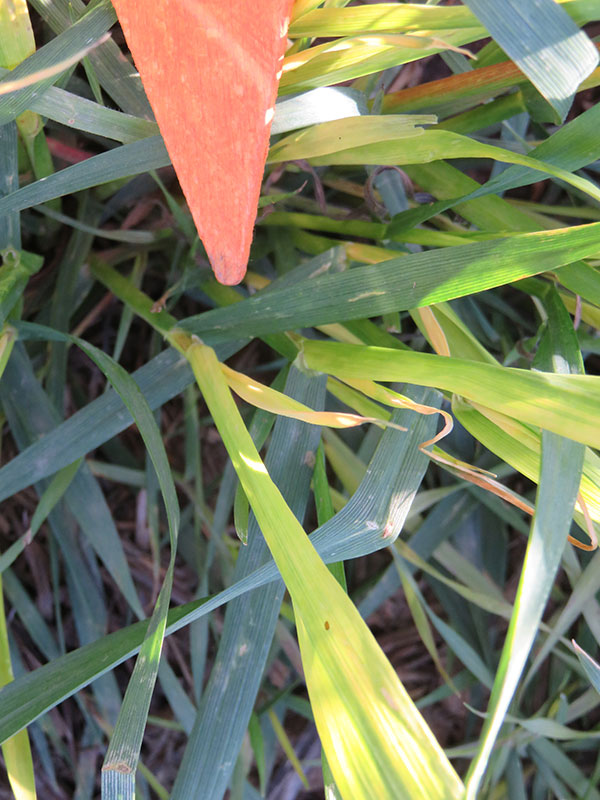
[
  {"left": 0, "top": 159, "right": 37, "bottom": 786},
  {"left": 268, "top": 115, "right": 438, "bottom": 162},
  {"left": 313, "top": 440, "right": 346, "bottom": 588},
  {"left": 0, "top": 392, "right": 438, "bottom": 748},
  {"left": 270, "top": 122, "right": 600, "bottom": 204},
  {"left": 0, "top": 70, "right": 159, "bottom": 142},
  {"left": 5, "top": 323, "right": 180, "bottom": 789},
  {"left": 55, "top": 342, "right": 178, "bottom": 787},
  {"left": 452, "top": 400, "right": 600, "bottom": 528},
  {"left": 0, "top": 0, "right": 116, "bottom": 125},
  {"left": 400, "top": 160, "right": 537, "bottom": 236},
  {"left": 27, "top": 0, "right": 151, "bottom": 116},
  {"left": 0, "top": 0, "right": 35, "bottom": 69},
  {"left": 2, "top": 570, "right": 60, "bottom": 663},
  {"left": 171, "top": 369, "right": 325, "bottom": 800},
  {"left": 530, "top": 739, "right": 600, "bottom": 800},
  {"left": 0, "top": 574, "right": 36, "bottom": 800},
  {"left": 279, "top": 30, "right": 484, "bottom": 95},
  {"left": 1, "top": 344, "right": 144, "bottom": 618},
  {"left": 0, "top": 122, "right": 20, "bottom": 250},
  {"left": 0, "top": 724, "right": 36, "bottom": 800},
  {"left": 390, "top": 100, "right": 600, "bottom": 234},
  {"left": 0, "top": 249, "right": 43, "bottom": 327},
  {"left": 46, "top": 195, "right": 95, "bottom": 411},
  {"left": 272, "top": 87, "right": 366, "bottom": 135},
  {"left": 573, "top": 642, "right": 600, "bottom": 696},
  {"left": 558, "top": 261, "right": 600, "bottom": 308},
  {"left": 0, "top": 458, "right": 81, "bottom": 575},
  {"left": 0, "top": 338, "right": 245, "bottom": 502},
  {"left": 464, "top": 288, "right": 586, "bottom": 797},
  {"left": 462, "top": 0, "right": 598, "bottom": 120},
  {"left": 299, "top": 340, "right": 600, "bottom": 449},
  {"left": 0, "top": 600, "right": 197, "bottom": 748},
  {"left": 187, "top": 342, "right": 463, "bottom": 800},
  {"left": 180, "top": 224, "right": 600, "bottom": 341},
  {"left": 288, "top": 3, "right": 481, "bottom": 37},
  {"left": 524, "top": 549, "right": 600, "bottom": 687},
  {"left": 0, "top": 136, "right": 170, "bottom": 216},
  {"left": 472, "top": 100, "right": 600, "bottom": 197},
  {"left": 0, "top": 324, "right": 15, "bottom": 378},
  {"left": 0, "top": 346, "right": 124, "bottom": 721}
]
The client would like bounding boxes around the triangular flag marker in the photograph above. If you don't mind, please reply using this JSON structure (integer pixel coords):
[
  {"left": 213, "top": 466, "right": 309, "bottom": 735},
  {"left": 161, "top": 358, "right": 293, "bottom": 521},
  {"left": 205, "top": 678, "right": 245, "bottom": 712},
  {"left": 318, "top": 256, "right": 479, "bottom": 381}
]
[{"left": 112, "top": 0, "right": 294, "bottom": 284}]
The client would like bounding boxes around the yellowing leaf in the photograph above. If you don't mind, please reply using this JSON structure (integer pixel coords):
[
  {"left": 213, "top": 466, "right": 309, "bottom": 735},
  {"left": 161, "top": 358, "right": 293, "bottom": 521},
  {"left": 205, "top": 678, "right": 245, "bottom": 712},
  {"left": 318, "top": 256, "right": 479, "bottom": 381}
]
[
  {"left": 221, "top": 362, "right": 405, "bottom": 431},
  {"left": 187, "top": 341, "right": 463, "bottom": 800},
  {"left": 298, "top": 340, "right": 600, "bottom": 450}
]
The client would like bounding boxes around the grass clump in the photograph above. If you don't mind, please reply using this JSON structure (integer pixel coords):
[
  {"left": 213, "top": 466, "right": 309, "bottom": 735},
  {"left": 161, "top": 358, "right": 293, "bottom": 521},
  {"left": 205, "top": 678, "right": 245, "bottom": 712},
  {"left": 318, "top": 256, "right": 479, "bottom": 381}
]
[{"left": 1, "top": 1, "right": 600, "bottom": 798}]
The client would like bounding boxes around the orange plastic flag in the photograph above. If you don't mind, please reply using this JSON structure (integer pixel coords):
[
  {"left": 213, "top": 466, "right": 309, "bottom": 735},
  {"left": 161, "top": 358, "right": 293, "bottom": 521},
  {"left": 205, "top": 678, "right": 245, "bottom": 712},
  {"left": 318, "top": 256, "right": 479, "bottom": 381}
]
[{"left": 112, "top": 0, "right": 293, "bottom": 284}]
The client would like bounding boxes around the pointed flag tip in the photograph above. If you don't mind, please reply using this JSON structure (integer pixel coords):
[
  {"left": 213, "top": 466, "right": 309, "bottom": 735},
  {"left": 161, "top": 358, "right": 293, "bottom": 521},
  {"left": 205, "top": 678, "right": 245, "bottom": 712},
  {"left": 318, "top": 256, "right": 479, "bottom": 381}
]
[
  {"left": 111, "top": 0, "right": 293, "bottom": 287},
  {"left": 208, "top": 250, "right": 247, "bottom": 286}
]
